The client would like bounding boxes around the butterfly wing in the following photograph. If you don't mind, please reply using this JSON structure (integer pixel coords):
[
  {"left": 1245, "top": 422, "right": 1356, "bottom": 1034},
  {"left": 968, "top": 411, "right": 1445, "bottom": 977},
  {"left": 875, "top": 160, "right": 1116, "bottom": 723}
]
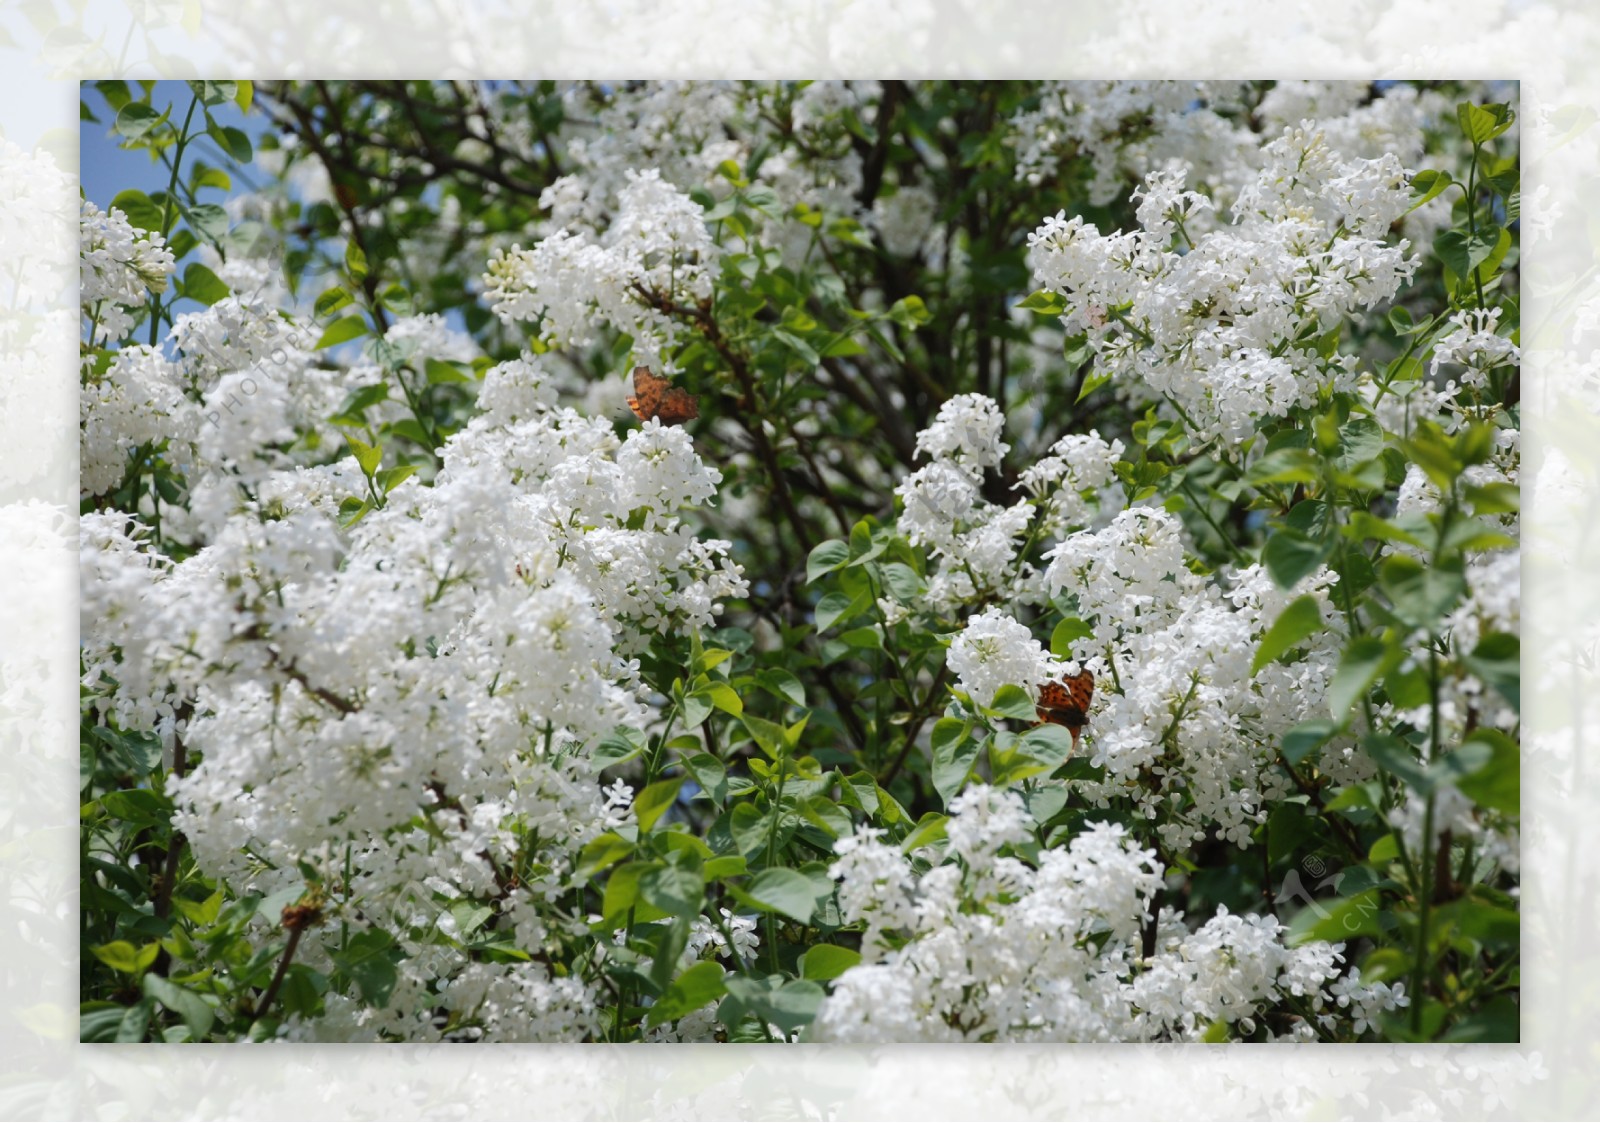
[
  {"left": 1036, "top": 670, "right": 1094, "bottom": 749},
  {"left": 656, "top": 386, "right": 700, "bottom": 424},
  {"left": 627, "top": 366, "right": 666, "bottom": 422},
  {"left": 627, "top": 366, "right": 698, "bottom": 425}
]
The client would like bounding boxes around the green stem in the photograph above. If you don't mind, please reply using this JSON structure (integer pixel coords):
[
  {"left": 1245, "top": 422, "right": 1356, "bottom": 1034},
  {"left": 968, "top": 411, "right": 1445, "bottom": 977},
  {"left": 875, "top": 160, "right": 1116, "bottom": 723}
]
[
  {"left": 1410, "top": 647, "right": 1442, "bottom": 1035},
  {"left": 1178, "top": 474, "right": 1247, "bottom": 566},
  {"left": 1463, "top": 145, "right": 1487, "bottom": 312},
  {"left": 150, "top": 96, "right": 200, "bottom": 348}
]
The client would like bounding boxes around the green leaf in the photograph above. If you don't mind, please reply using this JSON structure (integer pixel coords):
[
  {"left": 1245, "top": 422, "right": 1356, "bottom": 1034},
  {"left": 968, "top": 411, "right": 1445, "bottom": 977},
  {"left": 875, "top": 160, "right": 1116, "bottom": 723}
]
[
  {"left": 680, "top": 688, "right": 713, "bottom": 730},
  {"left": 171, "top": 886, "right": 224, "bottom": 926},
  {"left": 110, "top": 188, "right": 164, "bottom": 233},
  {"left": 601, "top": 862, "right": 662, "bottom": 925},
  {"left": 739, "top": 868, "right": 819, "bottom": 924},
  {"left": 1076, "top": 367, "right": 1112, "bottom": 402},
  {"left": 576, "top": 831, "right": 634, "bottom": 881},
  {"left": 193, "top": 164, "right": 232, "bottom": 192},
  {"left": 879, "top": 562, "right": 925, "bottom": 602},
  {"left": 338, "top": 497, "right": 372, "bottom": 527},
  {"left": 1406, "top": 169, "right": 1454, "bottom": 213},
  {"left": 1017, "top": 722, "right": 1074, "bottom": 767},
  {"left": 375, "top": 465, "right": 417, "bottom": 496},
  {"left": 700, "top": 681, "right": 744, "bottom": 717},
  {"left": 142, "top": 974, "right": 215, "bottom": 1040},
  {"left": 754, "top": 669, "right": 806, "bottom": 707},
  {"left": 1282, "top": 719, "right": 1338, "bottom": 766},
  {"left": 207, "top": 121, "right": 252, "bottom": 163},
  {"left": 1434, "top": 227, "right": 1502, "bottom": 282},
  {"left": 931, "top": 718, "right": 980, "bottom": 805},
  {"left": 985, "top": 684, "right": 1038, "bottom": 722},
  {"left": 634, "top": 777, "right": 685, "bottom": 832},
  {"left": 740, "top": 713, "right": 791, "bottom": 761},
  {"left": 720, "top": 975, "right": 824, "bottom": 1034},
  {"left": 1049, "top": 617, "right": 1095, "bottom": 657},
  {"left": 1328, "top": 635, "right": 1397, "bottom": 718},
  {"left": 316, "top": 316, "right": 369, "bottom": 350},
  {"left": 90, "top": 725, "right": 162, "bottom": 777},
  {"left": 594, "top": 728, "right": 644, "bottom": 770},
  {"left": 114, "top": 102, "right": 164, "bottom": 141},
  {"left": 330, "top": 929, "right": 399, "bottom": 1008},
  {"left": 682, "top": 752, "right": 728, "bottom": 806},
  {"left": 186, "top": 203, "right": 229, "bottom": 243},
  {"left": 1286, "top": 888, "right": 1390, "bottom": 945},
  {"left": 799, "top": 944, "right": 861, "bottom": 981},
  {"left": 91, "top": 940, "right": 159, "bottom": 976},
  {"left": 181, "top": 262, "right": 229, "bottom": 306},
  {"left": 1016, "top": 289, "right": 1068, "bottom": 316},
  {"left": 95, "top": 80, "right": 133, "bottom": 112},
  {"left": 1437, "top": 896, "right": 1519, "bottom": 951},
  {"left": 99, "top": 788, "right": 172, "bottom": 829},
  {"left": 647, "top": 961, "right": 727, "bottom": 1026},
  {"left": 1440, "top": 995, "right": 1519, "bottom": 1042},
  {"left": 1267, "top": 802, "right": 1315, "bottom": 868},
  {"left": 639, "top": 864, "right": 704, "bottom": 919},
  {"left": 1264, "top": 528, "right": 1332, "bottom": 590},
  {"left": 1457, "top": 101, "right": 1515, "bottom": 144},
  {"left": 704, "top": 854, "right": 748, "bottom": 880},
  {"left": 1368, "top": 832, "right": 1400, "bottom": 865},
  {"left": 887, "top": 294, "right": 931, "bottom": 328},
  {"left": 814, "top": 591, "right": 859, "bottom": 632},
  {"left": 1455, "top": 728, "right": 1519, "bottom": 816},
  {"left": 1246, "top": 448, "right": 1321, "bottom": 487},
  {"left": 1363, "top": 732, "right": 1433, "bottom": 793},
  {"left": 314, "top": 288, "right": 353, "bottom": 318},
  {"left": 1461, "top": 632, "right": 1519, "bottom": 713},
  {"left": 1251, "top": 594, "right": 1325, "bottom": 675},
  {"left": 424, "top": 357, "right": 471, "bottom": 385},
  {"left": 187, "top": 80, "right": 238, "bottom": 106},
  {"left": 727, "top": 803, "right": 775, "bottom": 858},
  {"left": 116, "top": 1001, "right": 153, "bottom": 1043},
  {"left": 345, "top": 241, "right": 369, "bottom": 283},
  {"left": 900, "top": 811, "right": 949, "bottom": 853},
  {"left": 345, "top": 436, "right": 383, "bottom": 478},
  {"left": 1378, "top": 554, "right": 1466, "bottom": 630}
]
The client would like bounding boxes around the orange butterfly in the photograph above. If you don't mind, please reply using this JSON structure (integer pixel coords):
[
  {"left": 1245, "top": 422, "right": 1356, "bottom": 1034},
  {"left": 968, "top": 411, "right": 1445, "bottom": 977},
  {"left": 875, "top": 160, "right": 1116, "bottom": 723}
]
[
  {"left": 626, "top": 366, "right": 699, "bottom": 426},
  {"left": 1036, "top": 668, "right": 1095, "bottom": 751}
]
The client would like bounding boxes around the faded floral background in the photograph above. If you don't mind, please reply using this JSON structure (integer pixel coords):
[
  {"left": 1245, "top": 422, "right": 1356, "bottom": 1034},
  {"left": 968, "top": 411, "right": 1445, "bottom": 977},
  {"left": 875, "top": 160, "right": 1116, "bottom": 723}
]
[{"left": 3, "top": 0, "right": 1597, "bottom": 1118}]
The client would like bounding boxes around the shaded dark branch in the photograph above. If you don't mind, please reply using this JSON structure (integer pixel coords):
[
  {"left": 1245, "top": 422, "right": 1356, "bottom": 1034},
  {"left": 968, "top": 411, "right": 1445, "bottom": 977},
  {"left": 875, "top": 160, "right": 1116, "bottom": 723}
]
[
  {"left": 856, "top": 81, "right": 905, "bottom": 209},
  {"left": 632, "top": 285, "right": 816, "bottom": 559},
  {"left": 878, "top": 664, "right": 951, "bottom": 788},
  {"left": 249, "top": 925, "right": 304, "bottom": 1019}
]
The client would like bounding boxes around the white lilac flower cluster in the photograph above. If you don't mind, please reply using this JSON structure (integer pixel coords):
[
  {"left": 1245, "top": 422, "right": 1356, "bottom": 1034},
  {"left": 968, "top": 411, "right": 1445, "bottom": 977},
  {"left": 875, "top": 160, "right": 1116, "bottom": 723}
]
[
  {"left": 80, "top": 344, "right": 196, "bottom": 496},
  {"left": 894, "top": 393, "right": 1121, "bottom": 613},
  {"left": 1006, "top": 81, "right": 1256, "bottom": 206},
  {"left": 1007, "top": 80, "right": 1459, "bottom": 240},
  {"left": 1386, "top": 361, "right": 1520, "bottom": 759},
  {"left": 1043, "top": 508, "right": 1356, "bottom": 849},
  {"left": 79, "top": 200, "right": 175, "bottom": 344},
  {"left": 946, "top": 605, "right": 1063, "bottom": 709},
  {"left": 1428, "top": 306, "right": 1520, "bottom": 391},
  {"left": 1027, "top": 126, "right": 1417, "bottom": 450},
  {"left": 483, "top": 168, "right": 719, "bottom": 373},
  {"left": 640, "top": 909, "right": 765, "bottom": 1042},
  {"left": 810, "top": 787, "right": 1398, "bottom": 1042},
  {"left": 81, "top": 337, "right": 747, "bottom": 1040},
  {"left": 519, "top": 82, "right": 883, "bottom": 266}
]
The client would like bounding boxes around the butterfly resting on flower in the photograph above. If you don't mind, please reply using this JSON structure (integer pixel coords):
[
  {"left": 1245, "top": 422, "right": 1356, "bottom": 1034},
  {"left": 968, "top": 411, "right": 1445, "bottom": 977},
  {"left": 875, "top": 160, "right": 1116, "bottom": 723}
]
[
  {"left": 626, "top": 365, "right": 699, "bottom": 426},
  {"left": 1036, "top": 668, "right": 1094, "bottom": 751}
]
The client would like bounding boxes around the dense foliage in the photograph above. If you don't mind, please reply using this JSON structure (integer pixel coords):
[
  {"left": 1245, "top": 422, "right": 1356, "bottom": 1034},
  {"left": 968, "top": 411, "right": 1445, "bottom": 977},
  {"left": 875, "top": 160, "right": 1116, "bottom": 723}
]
[{"left": 80, "top": 80, "right": 1519, "bottom": 1043}]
